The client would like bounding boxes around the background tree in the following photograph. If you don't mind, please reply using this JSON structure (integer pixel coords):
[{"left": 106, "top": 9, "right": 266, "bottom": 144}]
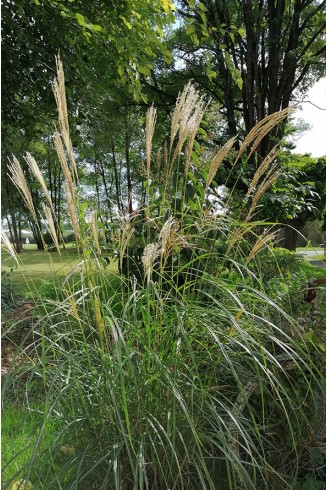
[
  {"left": 261, "top": 153, "right": 326, "bottom": 250},
  {"left": 171, "top": 1, "right": 325, "bottom": 142},
  {"left": 1, "top": 0, "right": 176, "bottom": 244}
]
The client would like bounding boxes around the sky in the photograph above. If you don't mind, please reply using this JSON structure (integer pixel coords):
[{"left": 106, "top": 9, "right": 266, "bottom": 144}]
[{"left": 291, "top": 77, "right": 326, "bottom": 157}]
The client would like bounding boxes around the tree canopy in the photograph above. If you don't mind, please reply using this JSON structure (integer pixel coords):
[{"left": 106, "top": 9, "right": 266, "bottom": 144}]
[{"left": 1, "top": 0, "right": 326, "bottom": 252}]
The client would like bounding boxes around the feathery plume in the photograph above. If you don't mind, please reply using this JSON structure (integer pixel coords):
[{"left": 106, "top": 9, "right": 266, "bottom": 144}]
[
  {"left": 205, "top": 136, "right": 237, "bottom": 193},
  {"left": 235, "top": 107, "right": 295, "bottom": 164},
  {"left": 1, "top": 230, "right": 19, "bottom": 264},
  {"left": 8, "top": 156, "right": 38, "bottom": 222},
  {"left": 65, "top": 182, "right": 80, "bottom": 241},
  {"left": 24, "top": 152, "right": 53, "bottom": 208},
  {"left": 53, "top": 54, "right": 78, "bottom": 185},
  {"left": 158, "top": 216, "right": 189, "bottom": 263},
  {"left": 42, "top": 203, "right": 61, "bottom": 255},
  {"left": 142, "top": 243, "right": 160, "bottom": 278},
  {"left": 170, "top": 82, "right": 207, "bottom": 165},
  {"left": 54, "top": 131, "right": 74, "bottom": 200},
  {"left": 245, "top": 171, "right": 280, "bottom": 222},
  {"left": 246, "top": 145, "right": 280, "bottom": 199},
  {"left": 90, "top": 211, "right": 101, "bottom": 255},
  {"left": 146, "top": 105, "right": 157, "bottom": 180},
  {"left": 226, "top": 226, "right": 250, "bottom": 255},
  {"left": 159, "top": 216, "right": 176, "bottom": 259},
  {"left": 246, "top": 229, "right": 278, "bottom": 263}
]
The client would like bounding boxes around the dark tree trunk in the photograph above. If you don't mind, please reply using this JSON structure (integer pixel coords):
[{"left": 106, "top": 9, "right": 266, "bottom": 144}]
[
  {"left": 9, "top": 210, "right": 22, "bottom": 253},
  {"left": 125, "top": 119, "right": 133, "bottom": 214},
  {"left": 284, "top": 220, "right": 299, "bottom": 251},
  {"left": 6, "top": 216, "right": 14, "bottom": 244},
  {"left": 284, "top": 211, "right": 309, "bottom": 251},
  {"left": 29, "top": 218, "right": 44, "bottom": 251},
  {"left": 97, "top": 159, "right": 112, "bottom": 218},
  {"left": 6, "top": 180, "right": 22, "bottom": 253},
  {"left": 111, "top": 141, "right": 123, "bottom": 212},
  {"left": 18, "top": 210, "right": 22, "bottom": 246}
]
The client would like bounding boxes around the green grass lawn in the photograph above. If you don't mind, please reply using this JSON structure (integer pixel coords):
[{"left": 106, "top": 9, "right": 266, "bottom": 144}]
[
  {"left": 306, "top": 254, "right": 326, "bottom": 261},
  {"left": 1, "top": 246, "right": 118, "bottom": 297},
  {"left": 296, "top": 246, "right": 325, "bottom": 252},
  {"left": 1, "top": 403, "right": 49, "bottom": 487}
]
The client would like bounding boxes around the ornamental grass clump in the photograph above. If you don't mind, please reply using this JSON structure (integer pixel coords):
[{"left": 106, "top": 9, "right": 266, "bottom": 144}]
[{"left": 2, "top": 56, "right": 325, "bottom": 490}]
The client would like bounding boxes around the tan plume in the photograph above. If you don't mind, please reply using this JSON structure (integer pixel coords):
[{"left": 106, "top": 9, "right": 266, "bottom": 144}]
[
  {"left": 42, "top": 203, "right": 61, "bottom": 255},
  {"left": 1, "top": 230, "right": 19, "bottom": 264},
  {"left": 146, "top": 105, "right": 157, "bottom": 180},
  {"left": 8, "top": 156, "right": 38, "bottom": 222},
  {"left": 24, "top": 152, "right": 53, "bottom": 208},
  {"left": 53, "top": 54, "right": 78, "bottom": 185}
]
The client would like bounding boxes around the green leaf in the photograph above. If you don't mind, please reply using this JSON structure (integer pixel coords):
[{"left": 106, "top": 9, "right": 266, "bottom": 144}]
[
  {"left": 199, "top": 12, "right": 207, "bottom": 25},
  {"left": 186, "top": 23, "right": 196, "bottom": 36},
  {"left": 161, "top": 0, "right": 176, "bottom": 13},
  {"left": 121, "top": 16, "right": 132, "bottom": 30},
  {"left": 236, "top": 76, "right": 243, "bottom": 89},
  {"left": 191, "top": 33, "right": 199, "bottom": 46},
  {"left": 198, "top": 127, "right": 207, "bottom": 139},
  {"left": 164, "top": 50, "right": 173, "bottom": 64},
  {"left": 138, "top": 65, "right": 151, "bottom": 76},
  {"left": 198, "top": 2, "right": 207, "bottom": 11},
  {"left": 191, "top": 151, "right": 199, "bottom": 164},
  {"left": 34, "top": 0, "right": 41, "bottom": 5},
  {"left": 206, "top": 65, "right": 217, "bottom": 81},
  {"left": 89, "top": 23, "right": 103, "bottom": 32},
  {"left": 76, "top": 13, "right": 87, "bottom": 27}
]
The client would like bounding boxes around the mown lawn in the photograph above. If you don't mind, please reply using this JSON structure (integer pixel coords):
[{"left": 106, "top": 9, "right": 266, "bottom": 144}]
[
  {"left": 296, "top": 246, "right": 324, "bottom": 251},
  {"left": 1, "top": 246, "right": 117, "bottom": 297},
  {"left": 1, "top": 402, "right": 56, "bottom": 487}
]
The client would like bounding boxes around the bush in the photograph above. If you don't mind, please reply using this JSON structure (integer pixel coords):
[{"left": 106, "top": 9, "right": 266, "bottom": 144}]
[
  {"left": 255, "top": 247, "right": 305, "bottom": 280},
  {"left": 2, "top": 61, "right": 325, "bottom": 490}
]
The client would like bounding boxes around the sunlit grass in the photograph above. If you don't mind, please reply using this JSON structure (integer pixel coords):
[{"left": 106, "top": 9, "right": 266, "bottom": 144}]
[
  {"left": 1, "top": 246, "right": 118, "bottom": 296},
  {"left": 296, "top": 246, "right": 325, "bottom": 252},
  {"left": 1, "top": 403, "right": 57, "bottom": 488}
]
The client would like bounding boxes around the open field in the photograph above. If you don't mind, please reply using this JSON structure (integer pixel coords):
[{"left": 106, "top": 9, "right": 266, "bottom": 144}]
[
  {"left": 296, "top": 246, "right": 325, "bottom": 252},
  {"left": 1, "top": 246, "right": 117, "bottom": 297}
]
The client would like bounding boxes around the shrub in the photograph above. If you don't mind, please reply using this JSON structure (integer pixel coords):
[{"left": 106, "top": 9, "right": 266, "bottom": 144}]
[{"left": 2, "top": 56, "right": 325, "bottom": 490}]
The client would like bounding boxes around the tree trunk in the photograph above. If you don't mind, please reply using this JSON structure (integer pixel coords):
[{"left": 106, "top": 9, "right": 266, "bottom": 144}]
[
  {"left": 29, "top": 219, "right": 44, "bottom": 250},
  {"left": 111, "top": 141, "right": 123, "bottom": 212},
  {"left": 97, "top": 159, "right": 112, "bottom": 218},
  {"left": 125, "top": 118, "right": 133, "bottom": 214},
  {"left": 284, "top": 211, "right": 309, "bottom": 251},
  {"left": 8, "top": 210, "right": 22, "bottom": 253},
  {"left": 6, "top": 216, "right": 14, "bottom": 244},
  {"left": 284, "top": 220, "right": 299, "bottom": 251},
  {"left": 6, "top": 180, "right": 22, "bottom": 253}
]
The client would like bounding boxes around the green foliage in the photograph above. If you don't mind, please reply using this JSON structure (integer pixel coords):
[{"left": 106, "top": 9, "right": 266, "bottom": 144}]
[
  {"left": 3, "top": 262, "right": 324, "bottom": 489},
  {"left": 263, "top": 153, "right": 326, "bottom": 223},
  {"left": 255, "top": 247, "right": 305, "bottom": 281},
  {"left": 2, "top": 62, "right": 325, "bottom": 490},
  {"left": 172, "top": 0, "right": 326, "bottom": 143},
  {"left": 297, "top": 221, "right": 325, "bottom": 248}
]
